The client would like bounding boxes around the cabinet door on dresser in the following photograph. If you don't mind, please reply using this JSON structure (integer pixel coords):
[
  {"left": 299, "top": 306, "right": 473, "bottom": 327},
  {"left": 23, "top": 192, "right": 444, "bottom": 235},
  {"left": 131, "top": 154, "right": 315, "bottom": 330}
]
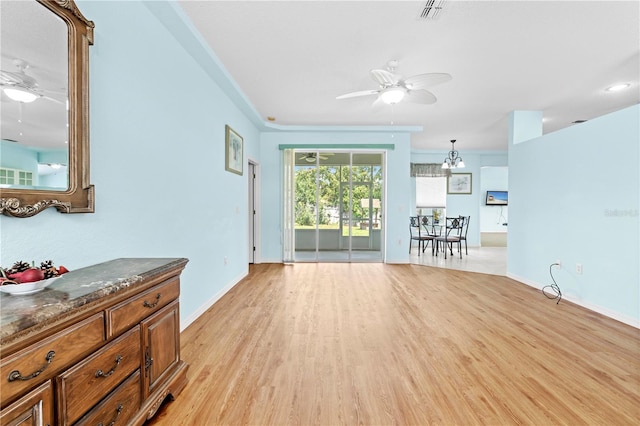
[
  {"left": 142, "top": 300, "right": 180, "bottom": 398},
  {"left": 0, "top": 381, "right": 54, "bottom": 426}
]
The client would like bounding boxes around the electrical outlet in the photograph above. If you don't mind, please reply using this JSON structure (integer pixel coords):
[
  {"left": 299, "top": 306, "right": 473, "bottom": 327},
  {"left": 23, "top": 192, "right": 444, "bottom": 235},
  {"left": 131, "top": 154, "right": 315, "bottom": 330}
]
[
  {"left": 398, "top": 239, "right": 402, "bottom": 245},
  {"left": 576, "top": 263, "right": 582, "bottom": 274},
  {"left": 224, "top": 256, "right": 228, "bottom": 265}
]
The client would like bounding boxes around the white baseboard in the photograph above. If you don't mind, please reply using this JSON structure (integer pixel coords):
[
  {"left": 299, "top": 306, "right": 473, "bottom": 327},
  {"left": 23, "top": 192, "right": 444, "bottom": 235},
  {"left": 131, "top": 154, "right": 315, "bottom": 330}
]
[
  {"left": 180, "top": 269, "right": 248, "bottom": 332},
  {"left": 507, "top": 272, "right": 640, "bottom": 329}
]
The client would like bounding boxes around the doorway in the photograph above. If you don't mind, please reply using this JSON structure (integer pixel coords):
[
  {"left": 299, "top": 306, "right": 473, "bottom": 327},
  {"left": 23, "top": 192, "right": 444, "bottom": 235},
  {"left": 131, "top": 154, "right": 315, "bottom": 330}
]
[
  {"left": 292, "top": 151, "right": 384, "bottom": 262},
  {"left": 248, "top": 160, "right": 260, "bottom": 264}
]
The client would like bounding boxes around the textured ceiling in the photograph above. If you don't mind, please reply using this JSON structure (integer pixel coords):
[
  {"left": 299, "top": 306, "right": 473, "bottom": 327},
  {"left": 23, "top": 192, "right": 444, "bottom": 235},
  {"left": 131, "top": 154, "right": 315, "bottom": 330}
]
[{"left": 178, "top": 0, "right": 639, "bottom": 151}]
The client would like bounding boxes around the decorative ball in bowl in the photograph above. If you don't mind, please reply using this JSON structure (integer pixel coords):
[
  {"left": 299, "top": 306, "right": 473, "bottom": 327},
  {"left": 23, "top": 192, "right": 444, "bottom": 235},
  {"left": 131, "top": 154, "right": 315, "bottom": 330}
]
[{"left": 0, "top": 276, "right": 61, "bottom": 295}]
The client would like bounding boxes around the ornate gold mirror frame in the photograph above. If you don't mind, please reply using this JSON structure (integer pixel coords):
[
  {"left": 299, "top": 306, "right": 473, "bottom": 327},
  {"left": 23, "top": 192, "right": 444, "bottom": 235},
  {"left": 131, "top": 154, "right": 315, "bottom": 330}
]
[{"left": 0, "top": 0, "right": 94, "bottom": 218}]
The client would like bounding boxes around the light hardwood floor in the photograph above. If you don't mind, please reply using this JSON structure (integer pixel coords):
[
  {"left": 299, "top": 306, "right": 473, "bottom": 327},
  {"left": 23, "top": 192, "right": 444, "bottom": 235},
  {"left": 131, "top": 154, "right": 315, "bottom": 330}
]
[{"left": 148, "top": 263, "right": 639, "bottom": 425}]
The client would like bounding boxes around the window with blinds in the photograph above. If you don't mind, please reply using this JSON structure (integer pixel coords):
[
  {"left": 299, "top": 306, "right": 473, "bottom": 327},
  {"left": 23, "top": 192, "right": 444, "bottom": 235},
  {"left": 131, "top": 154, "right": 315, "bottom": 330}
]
[{"left": 416, "top": 176, "right": 446, "bottom": 208}]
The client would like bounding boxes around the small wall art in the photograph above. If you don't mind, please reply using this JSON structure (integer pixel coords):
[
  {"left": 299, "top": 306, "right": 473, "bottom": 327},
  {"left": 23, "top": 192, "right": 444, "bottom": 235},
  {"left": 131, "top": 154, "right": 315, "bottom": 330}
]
[
  {"left": 225, "top": 125, "right": 243, "bottom": 175},
  {"left": 447, "top": 173, "right": 472, "bottom": 194}
]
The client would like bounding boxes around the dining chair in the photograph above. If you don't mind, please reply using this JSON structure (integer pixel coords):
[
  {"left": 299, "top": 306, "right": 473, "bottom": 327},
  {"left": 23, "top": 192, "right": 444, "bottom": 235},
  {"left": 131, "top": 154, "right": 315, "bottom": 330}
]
[
  {"left": 420, "top": 215, "right": 439, "bottom": 253},
  {"left": 434, "top": 216, "right": 464, "bottom": 259},
  {"left": 459, "top": 215, "right": 470, "bottom": 255},
  {"left": 410, "top": 216, "right": 436, "bottom": 256}
]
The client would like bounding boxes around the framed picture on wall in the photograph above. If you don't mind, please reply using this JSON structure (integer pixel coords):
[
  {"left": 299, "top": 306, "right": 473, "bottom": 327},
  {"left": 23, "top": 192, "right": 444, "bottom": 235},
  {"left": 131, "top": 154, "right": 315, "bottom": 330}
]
[
  {"left": 447, "top": 173, "right": 472, "bottom": 194},
  {"left": 225, "top": 125, "right": 243, "bottom": 175}
]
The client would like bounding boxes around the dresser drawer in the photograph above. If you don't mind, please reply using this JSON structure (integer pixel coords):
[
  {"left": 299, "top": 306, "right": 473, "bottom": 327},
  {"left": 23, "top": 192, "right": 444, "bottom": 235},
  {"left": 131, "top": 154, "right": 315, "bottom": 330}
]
[
  {"left": 0, "top": 313, "right": 105, "bottom": 405},
  {"left": 75, "top": 369, "right": 141, "bottom": 426},
  {"left": 106, "top": 278, "right": 179, "bottom": 338},
  {"left": 0, "top": 380, "right": 54, "bottom": 426},
  {"left": 56, "top": 326, "right": 141, "bottom": 424}
]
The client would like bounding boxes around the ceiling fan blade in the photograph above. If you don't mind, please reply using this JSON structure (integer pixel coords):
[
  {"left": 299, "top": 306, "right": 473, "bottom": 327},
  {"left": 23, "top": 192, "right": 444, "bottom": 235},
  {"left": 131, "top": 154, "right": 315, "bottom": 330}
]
[
  {"left": 42, "top": 95, "right": 63, "bottom": 105},
  {"left": 405, "top": 89, "right": 437, "bottom": 104},
  {"left": 0, "top": 71, "right": 23, "bottom": 85},
  {"left": 403, "top": 73, "right": 452, "bottom": 90},
  {"left": 336, "top": 89, "right": 379, "bottom": 100},
  {"left": 371, "top": 95, "right": 386, "bottom": 110},
  {"left": 370, "top": 69, "right": 400, "bottom": 86}
]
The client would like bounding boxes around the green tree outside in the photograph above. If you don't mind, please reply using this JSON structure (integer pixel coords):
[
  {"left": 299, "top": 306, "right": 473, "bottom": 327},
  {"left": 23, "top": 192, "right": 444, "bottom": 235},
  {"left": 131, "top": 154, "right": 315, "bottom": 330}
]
[{"left": 295, "top": 163, "right": 383, "bottom": 232}]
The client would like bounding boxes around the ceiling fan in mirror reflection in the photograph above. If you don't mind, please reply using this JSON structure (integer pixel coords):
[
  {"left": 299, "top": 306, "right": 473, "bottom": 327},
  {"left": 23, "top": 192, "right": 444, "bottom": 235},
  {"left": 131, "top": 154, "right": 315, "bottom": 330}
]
[{"left": 0, "top": 59, "right": 64, "bottom": 104}]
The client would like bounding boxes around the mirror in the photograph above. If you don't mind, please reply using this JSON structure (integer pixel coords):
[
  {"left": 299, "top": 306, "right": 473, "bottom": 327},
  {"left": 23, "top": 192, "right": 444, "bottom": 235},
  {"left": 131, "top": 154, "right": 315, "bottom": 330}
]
[{"left": 0, "top": 0, "right": 94, "bottom": 218}]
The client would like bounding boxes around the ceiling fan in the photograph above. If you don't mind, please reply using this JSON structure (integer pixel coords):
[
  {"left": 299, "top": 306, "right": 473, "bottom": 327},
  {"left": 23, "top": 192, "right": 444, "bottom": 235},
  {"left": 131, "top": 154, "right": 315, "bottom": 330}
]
[
  {"left": 0, "top": 59, "right": 63, "bottom": 104},
  {"left": 336, "top": 60, "right": 451, "bottom": 106},
  {"left": 299, "top": 152, "right": 334, "bottom": 163}
]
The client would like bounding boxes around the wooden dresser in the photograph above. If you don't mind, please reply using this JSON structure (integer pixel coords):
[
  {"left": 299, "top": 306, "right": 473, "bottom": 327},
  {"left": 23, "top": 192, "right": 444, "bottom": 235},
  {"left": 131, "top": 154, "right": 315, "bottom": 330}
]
[{"left": 0, "top": 258, "right": 189, "bottom": 425}]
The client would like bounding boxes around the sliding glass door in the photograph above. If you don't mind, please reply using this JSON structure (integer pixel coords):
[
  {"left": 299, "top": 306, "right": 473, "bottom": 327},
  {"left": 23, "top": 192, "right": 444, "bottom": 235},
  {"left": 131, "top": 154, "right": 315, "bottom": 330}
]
[{"left": 293, "top": 150, "right": 383, "bottom": 262}]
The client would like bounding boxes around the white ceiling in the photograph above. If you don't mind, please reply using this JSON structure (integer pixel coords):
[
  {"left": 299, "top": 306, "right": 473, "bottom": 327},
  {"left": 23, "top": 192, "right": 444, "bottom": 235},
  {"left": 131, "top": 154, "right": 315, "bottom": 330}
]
[{"left": 177, "top": 0, "right": 639, "bottom": 151}]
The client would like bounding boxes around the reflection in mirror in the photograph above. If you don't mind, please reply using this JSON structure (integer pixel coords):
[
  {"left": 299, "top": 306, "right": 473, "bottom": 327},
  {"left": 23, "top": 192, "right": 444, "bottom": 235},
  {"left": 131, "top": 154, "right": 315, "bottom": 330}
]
[
  {"left": 0, "top": 0, "right": 94, "bottom": 217},
  {"left": 1, "top": 0, "right": 68, "bottom": 191}
]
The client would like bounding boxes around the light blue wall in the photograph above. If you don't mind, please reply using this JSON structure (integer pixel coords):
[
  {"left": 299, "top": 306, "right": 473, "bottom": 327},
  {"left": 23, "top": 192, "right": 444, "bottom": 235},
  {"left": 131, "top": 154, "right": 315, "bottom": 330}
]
[
  {"left": 0, "top": 1, "right": 260, "bottom": 327},
  {"left": 508, "top": 105, "right": 639, "bottom": 324},
  {"left": 39, "top": 168, "right": 67, "bottom": 189},
  {"left": 410, "top": 150, "right": 508, "bottom": 246},
  {"left": 480, "top": 167, "right": 509, "bottom": 233},
  {"left": 260, "top": 131, "right": 412, "bottom": 263}
]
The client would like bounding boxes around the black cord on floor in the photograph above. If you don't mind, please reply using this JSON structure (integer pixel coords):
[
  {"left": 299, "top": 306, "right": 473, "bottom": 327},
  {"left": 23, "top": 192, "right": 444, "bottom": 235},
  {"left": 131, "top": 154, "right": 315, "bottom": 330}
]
[{"left": 542, "top": 263, "right": 562, "bottom": 304}]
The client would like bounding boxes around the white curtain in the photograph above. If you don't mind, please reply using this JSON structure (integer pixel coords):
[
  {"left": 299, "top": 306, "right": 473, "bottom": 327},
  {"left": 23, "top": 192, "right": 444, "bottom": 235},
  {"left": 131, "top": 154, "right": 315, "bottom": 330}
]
[{"left": 282, "top": 149, "right": 295, "bottom": 263}]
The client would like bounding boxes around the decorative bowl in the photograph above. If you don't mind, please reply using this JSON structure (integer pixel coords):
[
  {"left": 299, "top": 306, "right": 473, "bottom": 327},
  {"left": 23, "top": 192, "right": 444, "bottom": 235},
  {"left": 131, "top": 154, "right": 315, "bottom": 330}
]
[{"left": 0, "top": 276, "right": 61, "bottom": 295}]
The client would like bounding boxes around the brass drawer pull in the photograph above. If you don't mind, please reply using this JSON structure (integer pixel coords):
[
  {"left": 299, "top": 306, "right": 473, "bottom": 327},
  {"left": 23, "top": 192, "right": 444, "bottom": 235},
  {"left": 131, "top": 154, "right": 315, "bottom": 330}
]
[
  {"left": 8, "top": 350, "right": 55, "bottom": 382},
  {"left": 143, "top": 293, "right": 161, "bottom": 308},
  {"left": 95, "top": 355, "right": 122, "bottom": 378},
  {"left": 97, "top": 403, "right": 123, "bottom": 426}
]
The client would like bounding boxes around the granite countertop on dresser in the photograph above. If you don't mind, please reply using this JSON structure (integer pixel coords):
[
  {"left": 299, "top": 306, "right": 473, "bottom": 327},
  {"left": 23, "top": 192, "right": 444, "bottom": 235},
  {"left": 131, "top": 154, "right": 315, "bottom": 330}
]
[{"left": 0, "top": 258, "right": 188, "bottom": 343}]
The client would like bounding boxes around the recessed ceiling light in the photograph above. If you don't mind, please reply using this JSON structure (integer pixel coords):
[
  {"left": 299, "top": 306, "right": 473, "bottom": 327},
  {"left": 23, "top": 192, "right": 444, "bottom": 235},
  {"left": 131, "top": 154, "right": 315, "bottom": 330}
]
[
  {"left": 605, "top": 83, "right": 630, "bottom": 92},
  {"left": 267, "top": 116, "right": 276, "bottom": 122}
]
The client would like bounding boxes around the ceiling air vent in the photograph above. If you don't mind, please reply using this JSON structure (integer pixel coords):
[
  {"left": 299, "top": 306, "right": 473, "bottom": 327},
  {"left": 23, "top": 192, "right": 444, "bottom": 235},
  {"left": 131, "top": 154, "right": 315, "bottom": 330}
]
[{"left": 420, "top": 0, "right": 446, "bottom": 19}]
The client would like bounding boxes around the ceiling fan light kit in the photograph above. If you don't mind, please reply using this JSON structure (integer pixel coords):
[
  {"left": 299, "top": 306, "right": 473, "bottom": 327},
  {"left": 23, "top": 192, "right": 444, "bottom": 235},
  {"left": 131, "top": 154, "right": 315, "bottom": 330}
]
[
  {"left": 380, "top": 87, "right": 405, "bottom": 104},
  {"left": 3, "top": 87, "right": 38, "bottom": 103},
  {"left": 441, "top": 139, "right": 465, "bottom": 169}
]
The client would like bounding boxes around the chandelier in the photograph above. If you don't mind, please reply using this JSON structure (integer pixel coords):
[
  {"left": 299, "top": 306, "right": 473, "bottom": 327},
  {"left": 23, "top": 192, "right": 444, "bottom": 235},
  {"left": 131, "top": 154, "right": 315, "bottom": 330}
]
[{"left": 441, "top": 139, "right": 465, "bottom": 169}]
